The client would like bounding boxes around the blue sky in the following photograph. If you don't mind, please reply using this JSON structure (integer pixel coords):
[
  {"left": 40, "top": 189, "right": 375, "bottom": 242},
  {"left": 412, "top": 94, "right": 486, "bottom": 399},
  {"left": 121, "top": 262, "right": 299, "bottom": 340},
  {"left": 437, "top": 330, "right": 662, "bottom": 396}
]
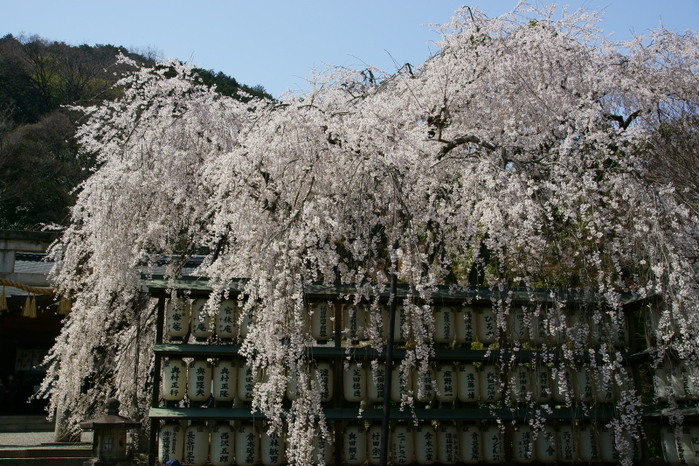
[{"left": 2, "top": 1, "right": 698, "bottom": 98}]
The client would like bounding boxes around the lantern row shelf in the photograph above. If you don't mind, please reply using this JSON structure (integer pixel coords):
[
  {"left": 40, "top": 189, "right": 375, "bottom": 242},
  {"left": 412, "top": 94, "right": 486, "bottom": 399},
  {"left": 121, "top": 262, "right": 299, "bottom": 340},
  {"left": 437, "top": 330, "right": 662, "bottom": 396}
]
[
  {"left": 158, "top": 356, "right": 638, "bottom": 407},
  {"left": 146, "top": 278, "right": 651, "bottom": 466},
  {"left": 156, "top": 418, "right": 641, "bottom": 466},
  {"left": 164, "top": 298, "right": 633, "bottom": 348}
]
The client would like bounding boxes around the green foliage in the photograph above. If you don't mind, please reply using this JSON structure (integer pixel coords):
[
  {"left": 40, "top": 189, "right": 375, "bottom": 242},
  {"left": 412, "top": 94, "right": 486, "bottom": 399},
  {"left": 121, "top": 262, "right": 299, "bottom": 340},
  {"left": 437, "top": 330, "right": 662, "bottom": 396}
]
[{"left": 0, "top": 34, "right": 270, "bottom": 229}]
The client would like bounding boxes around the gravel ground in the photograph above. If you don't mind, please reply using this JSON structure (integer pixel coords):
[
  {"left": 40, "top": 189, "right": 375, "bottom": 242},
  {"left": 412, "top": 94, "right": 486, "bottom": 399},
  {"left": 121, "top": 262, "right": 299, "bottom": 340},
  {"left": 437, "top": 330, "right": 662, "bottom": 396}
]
[{"left": 0, "top": 431, "right": 92, "bottom": 449}]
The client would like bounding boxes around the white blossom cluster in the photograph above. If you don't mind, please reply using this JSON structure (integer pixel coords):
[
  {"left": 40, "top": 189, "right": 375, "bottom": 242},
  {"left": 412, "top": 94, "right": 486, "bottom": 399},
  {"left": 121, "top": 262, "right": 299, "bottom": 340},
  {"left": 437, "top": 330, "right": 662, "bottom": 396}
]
[{"left": 41, "top": 4, "right": 699, "bottom": 464}]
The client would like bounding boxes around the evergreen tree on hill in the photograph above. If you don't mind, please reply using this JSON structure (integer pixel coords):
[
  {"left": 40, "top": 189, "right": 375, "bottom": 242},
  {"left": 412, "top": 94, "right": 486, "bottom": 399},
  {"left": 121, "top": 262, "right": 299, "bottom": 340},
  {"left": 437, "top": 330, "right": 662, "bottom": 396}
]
[{"left": 0, "top": 33, "right": 271, "bottom": 229}]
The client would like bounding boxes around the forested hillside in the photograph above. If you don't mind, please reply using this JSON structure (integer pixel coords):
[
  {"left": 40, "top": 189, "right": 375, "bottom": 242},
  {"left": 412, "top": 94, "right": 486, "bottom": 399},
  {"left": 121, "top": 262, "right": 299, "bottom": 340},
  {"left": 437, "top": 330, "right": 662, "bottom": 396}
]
[{"left": 0, "top": 34, "right": 271, "bottom": 229}]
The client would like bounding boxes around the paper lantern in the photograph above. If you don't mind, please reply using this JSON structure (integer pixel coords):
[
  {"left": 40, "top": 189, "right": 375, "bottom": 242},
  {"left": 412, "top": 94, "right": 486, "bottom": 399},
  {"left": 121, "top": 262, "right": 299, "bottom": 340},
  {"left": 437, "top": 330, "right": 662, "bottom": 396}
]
[
  {"left": 314, "top": 362, "right": 334, "bottom": 402},
  {"left": 311, "top": 302, "right": 333, "bottom": 341},
  {"left": 343, "top": 304, "right": 366, "bottom": 341},
  {"left": 509, "top": 366, "right": 531, "bottom": 403},
  {"left": 413, "top": 367, "right": 436, "bottom": 403},
  {"left": 535, "top": 424, "right": 557, "bottom": 463},
  {"left": 261, "top": 430, "right": 285, "bottom": 466},
  {"left": 391, "top": 424, "right": 414, "bottom": 466},
  {"left": 165, "top": 298, "right": 190, "bottom": 341},
  {"left": 533, "top": 366, "right": 552, "bottom": 403},
  {"left": 190, "top": 299, "right": 213, "bottom": 340},
  {"left": 367, "top": 363, "right": 386, "bottom": 402},
  {"left": 343, "top": 363, "right": 365, "bottom": 402},
  {"left": 414, "top": 424, "right": 437, "bottom": 465},
  {"left": 393, "top": 305, "right": 410, "bottom": 342},
  {"left": 343, "top": 424, "right": 367, "bottom": 465},
  {"left": 557, "top": 424, "right": 577, "bottom": 462},
  {"left": 457, "top": 364, "right": 480, "bottom": 403},
  {"left": 434, "top": 306, "right": 455, "bottom": 343},
  {"left": 215, "top": 299, "right": 238, "bottom": 339},
  {"left": 479, "top": 365, "right": 501, "bottom": 402},
  {"left": 481, "top": 424, "right": 504, "bottom": 464},
  {"left": 158, "top": 421, "right": 184, "bottom": 463},
  {"left": 578, "top": 423, "right": 600, "bottom": 463},
  {"left": 210, "top": 422, "right": 234, "bottom": 466},
  {"left": 213, "top": 359, "right": 237, "bottom": 402},
  {"left": 459, "top": 424, "right": 482, "bottom": 464},
  {"left": 162, "top": 358, "right": 186, "bottom": 402},
  {"left": 436, "top": 424, "right": 459, "bottom": 465},
  {"left": 476, "top": 307, "right": 497, "bottom": 344},
  {"left": 391, "top": 367, "right": 413, "bottom": 403},
  {"left": 235, "top": 424, "right": 259, "bottom": 466},
  {"left": 435, "top": 364, "right": 457, "bottom": 403},
  {"left": 183, "top": 422, "right": 210, "bottom": 466},
  {"left": 238, "top": 364, "right": 256, "bottom": 402},
  {"left": 455, "top": 306, "right": 477, "bottom": 344},
  {"left": 187, "top": 359, "right": 212, "bottom": 403},
  {"left": 513, "top": 425, "right": 534, "bottom": 463}
]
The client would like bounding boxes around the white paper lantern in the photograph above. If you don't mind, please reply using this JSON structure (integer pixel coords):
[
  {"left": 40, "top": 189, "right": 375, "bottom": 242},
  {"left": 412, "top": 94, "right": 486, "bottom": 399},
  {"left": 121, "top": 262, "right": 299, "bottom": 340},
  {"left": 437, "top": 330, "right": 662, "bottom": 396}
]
[
  {"left": 215, "top": 299, "right": 238, "bottom": 339},
  {"left": 513, "top": 425, "right": 534, "bottom": 463},
  {"left": 414, "top": 424, "right": 437, "bottom": 465},
  {"left": 235, "top": 424, "right": 259, "bottom": 466},
  {"left": 533, "top": 366, "right": 552, "bottom": 403},
  {"left": 183, "top": 422, "right": 210, "bottom": 466},
  {"left": 552, "top": 367, "right": 574, "bottom": 404},
  {"left": 457, "top": 364, "right": 480, "bottom": 403},
  {"left": 261, "top": 430, "right": 285, "bottom": 466},
  {"left": 343, "top": 424, "right": 367, "bottom": 465},
  {"left": 508, "top": 309, "right": 528, "bottom": 342},
  {"left": 574, "top": 367, "right": 595, "bottom": 403},
  {"left": 165, "top": 298, "right": 190, "bottom": 341},
  {"left": 213, "top": 359, "right": 237, "bottom": 401},
  {"left": 556, "top": 424, "right": 577, "bottom": 462},
  {"left": 286, "top": 366, "right": 300, "bottom": 401},
  {"left": 343, "top": 304, "right": 366, "bottom": 341},
  {"left": 343, "top": 363, "right": 365, "bottom": 402},
  {"left": 660, "top": 425, "right": 684, "bottom": 466},
  {"left": 367, "top": 424, "right": 383, "bottom": 465},
  {"left": 312, "top": 429, "right": 334, "bottom": 465},
  {"left": 654, "top": 364, "right": 670, "bottom": 401},
  {"left": 455, "top": 306, "right": 477, "bottom": 344},
  {"left": 367, "top": 363, "right": 386, "bottom": 402},
  {"left": 509, "top": 366, "right": 531, "bottom": 403},
  {"left": 529, "top": 313, "right": 547, "bottom": 345},
  {"left": 578, "top": 423, "right": 600, "bottom": 463},
  {"left": 598, "top": 425, "right": 619, "bottom": 463},
  {"left": 162, "top": 358, "right": 187, "bottom": 402},
  {"left": 413, "top": 367, "right": 436, "bottom": 403},
  {"left": 434, "top": 306, "right": 455, "bottom": 343},
  {"left": 391, "top": 366, "right": 413, "bottom": 403},
  {"left": 459, "top": 424, "right": 482, "bottom": 464},
  {"left": 391, "top": 424, "right": 414, "bottom": 466},
  {"left": 210, "top": 422, "right": 234, "bottom": 466},
  {"left": 315, "top": 362, "right": 333, "bottom": 402},
  {"left": 238, "top": 364, "right": 256, "bottom": 402},
  {"left": 311, "top": 302, "right": 333, "bottom": 341},
  {"left": 159, "top": 421, "right": 184, "bottom": 463},
  {"left": 238, "top": 305, "right": 254, "bottom": 339},
  {"left": 593, "top": 370, "right": 616, "bottom": 403},
  {"left": 611, "top": 313, "right": 630, "bottom": 346},
  {"left": 436, "top": 424, "right": 458, "bottom": 465},
  {"left": 481, "top": 424, "right": 504, "bottom": 464},
  {"left": 435, "top": 364, "right": 457, "bottom": 403},
  {"left": 187, "top": 359, "right": 212, "bottom": 403},
  {"left": 393, "top": 305, "right": 410, "bottom": 342},
  {"left": 480, "top": 365, "right": 501, "bottom": 402},
  {"left": 476, "top": 307, "right": 497, "bottom": 344},
  {"left": 678, "top": 362, "right": 699, "bottom": 400},
  {"left": 190, "top": 298, "right": 213, "bottom": 340},
  {"left": 535, "top": 424, "right": 557, "bottom": 463}
]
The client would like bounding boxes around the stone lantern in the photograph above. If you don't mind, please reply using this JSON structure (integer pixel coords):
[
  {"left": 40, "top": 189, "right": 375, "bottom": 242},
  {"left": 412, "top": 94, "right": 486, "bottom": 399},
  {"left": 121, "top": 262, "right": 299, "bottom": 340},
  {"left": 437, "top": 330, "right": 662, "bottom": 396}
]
[{"left": 80, "top": 398, "right": 141, "bottom": 466}]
